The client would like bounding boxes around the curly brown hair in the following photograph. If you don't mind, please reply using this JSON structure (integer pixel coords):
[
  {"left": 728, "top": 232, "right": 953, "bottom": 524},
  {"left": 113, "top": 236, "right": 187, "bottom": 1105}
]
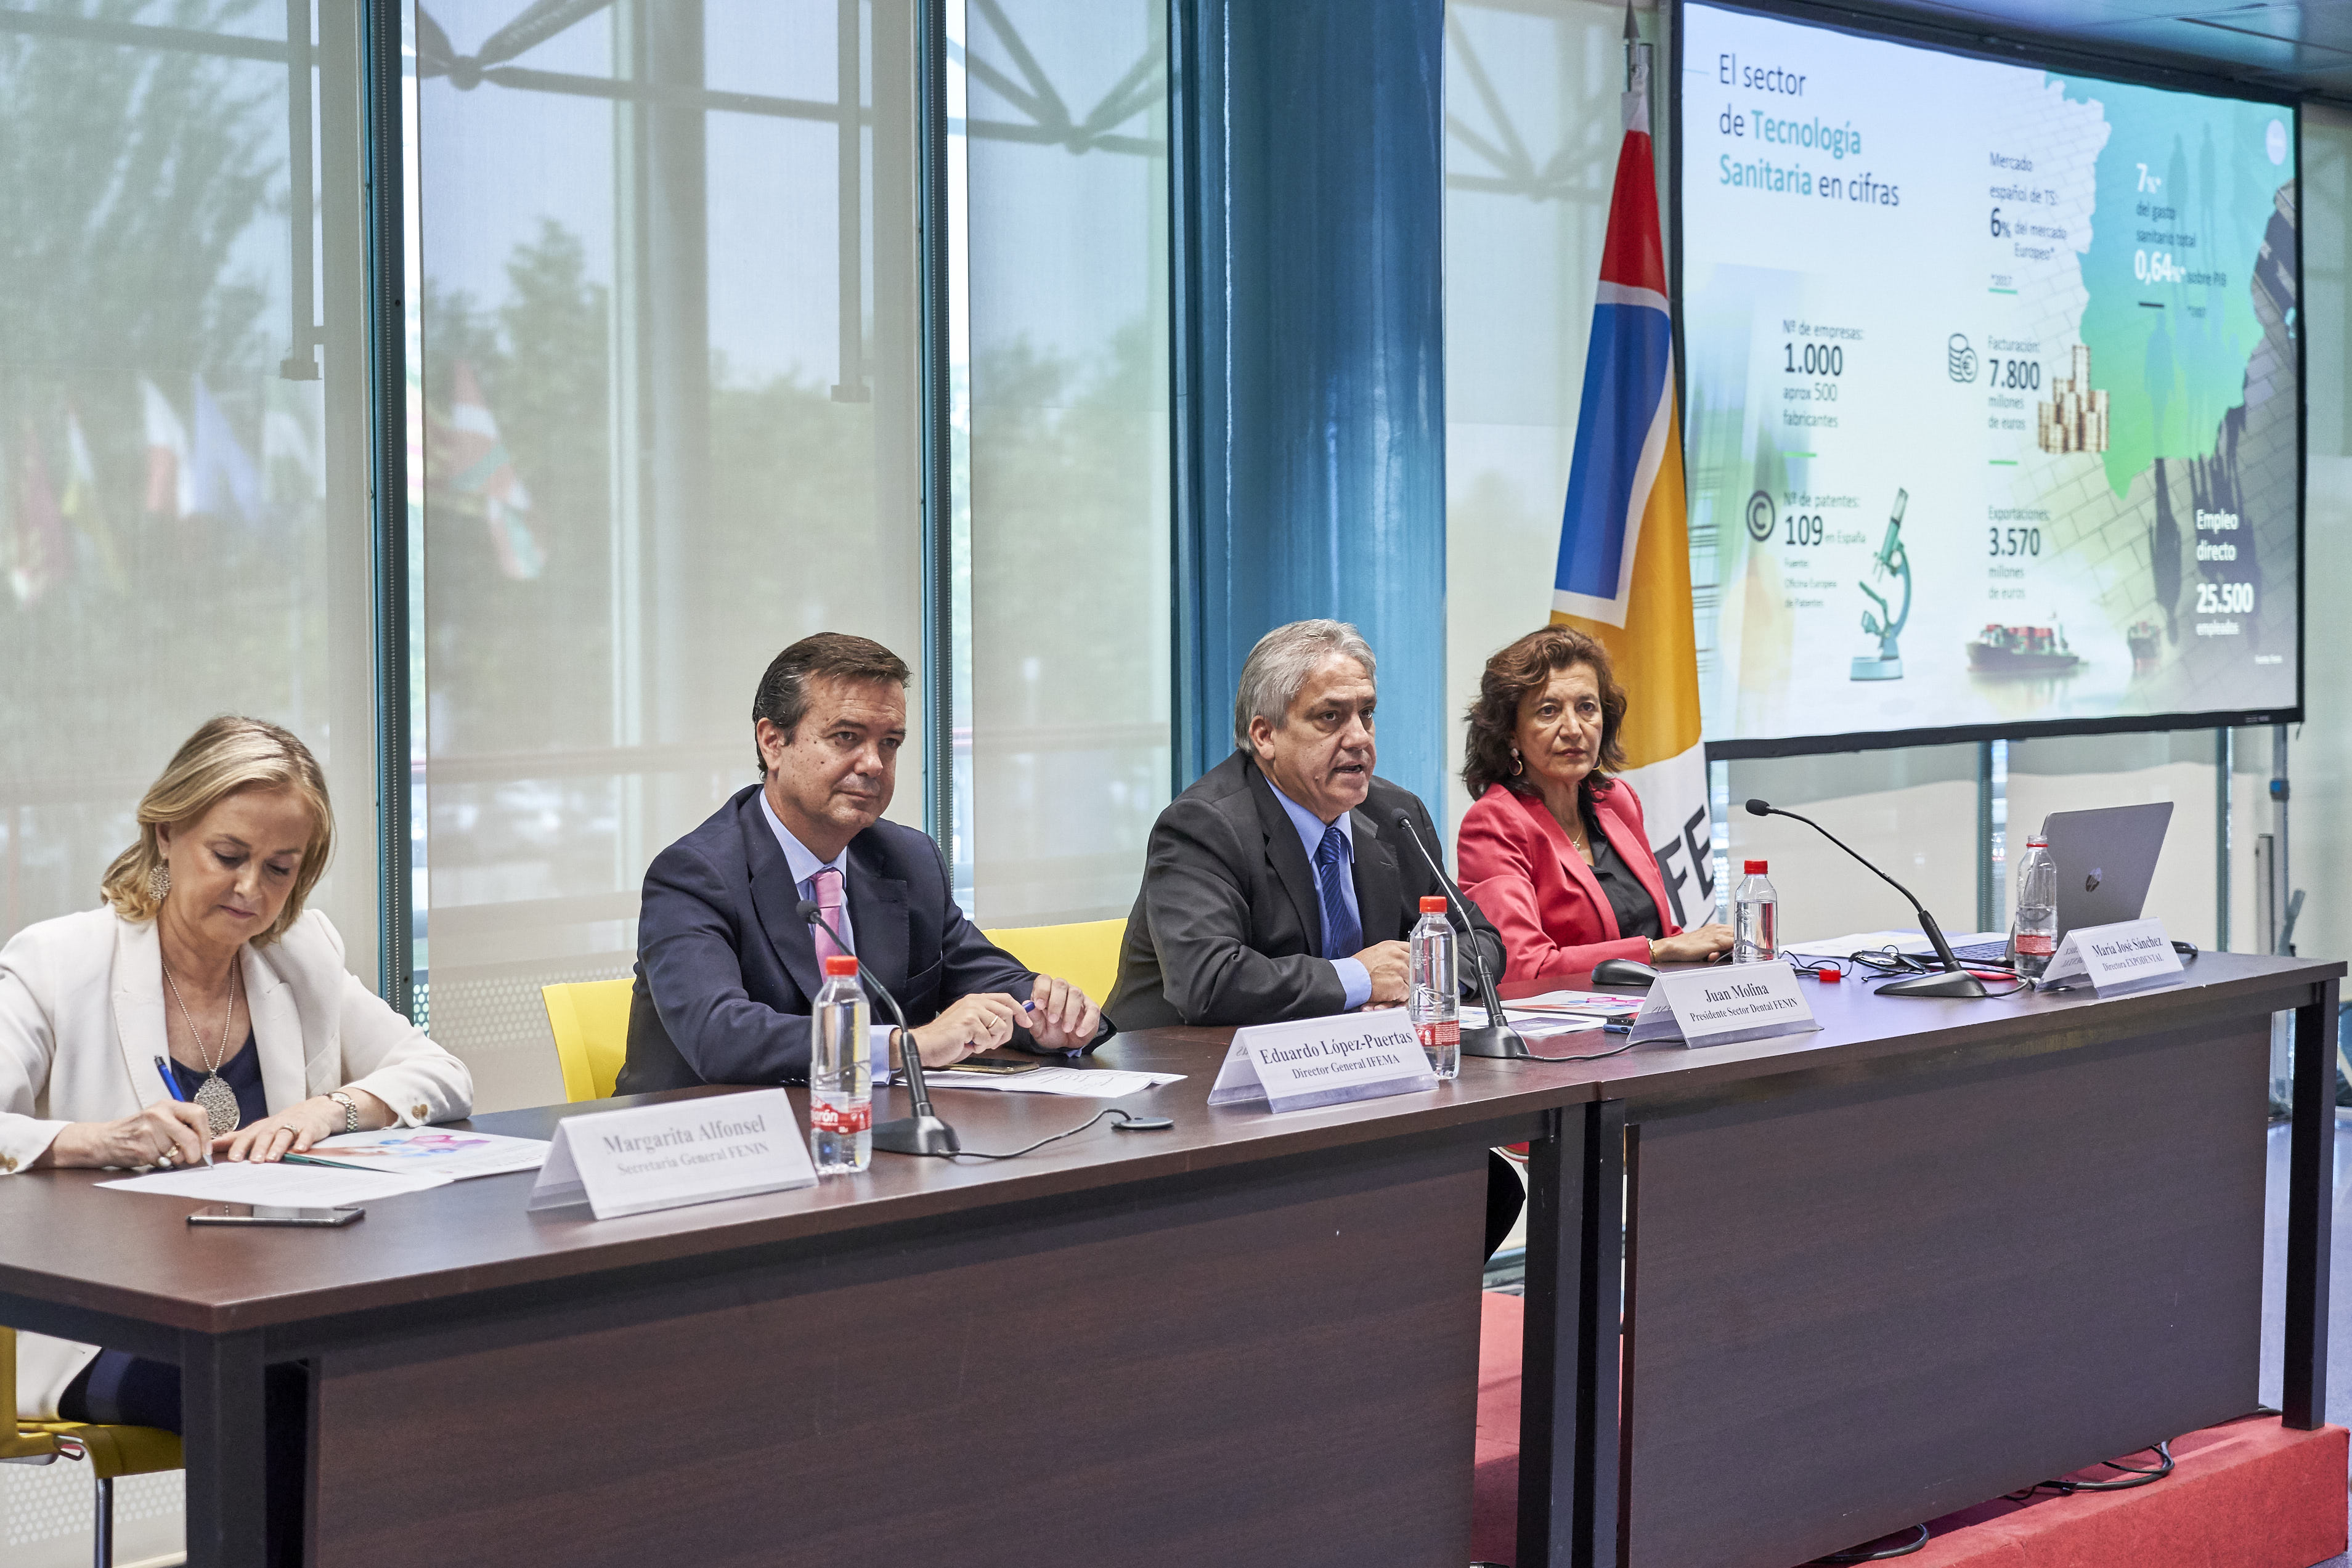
[{"left": 1460, "top": 627, "right": 1628, "bottom": 804}]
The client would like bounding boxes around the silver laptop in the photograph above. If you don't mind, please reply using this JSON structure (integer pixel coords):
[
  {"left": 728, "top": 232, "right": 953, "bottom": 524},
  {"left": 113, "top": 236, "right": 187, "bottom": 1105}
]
[{"left": 1950, "top": 802, "right": 2173, "bottom": 962}]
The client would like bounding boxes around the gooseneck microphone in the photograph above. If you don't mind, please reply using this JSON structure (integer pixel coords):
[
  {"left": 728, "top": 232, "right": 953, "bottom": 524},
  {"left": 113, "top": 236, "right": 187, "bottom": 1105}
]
[
  {"left": 797, "top": 900, "right": 961, "bottom": 1156},
  {"left": 1388, "top": 808, "right": 1532, "bottom": 1060},
  {"left": 1741, "top": 798, "right": 1987, "bottom": 999}
]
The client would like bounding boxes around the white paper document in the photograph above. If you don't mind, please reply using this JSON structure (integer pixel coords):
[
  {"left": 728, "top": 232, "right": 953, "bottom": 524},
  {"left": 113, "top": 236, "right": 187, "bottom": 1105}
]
[
  {"left": 928, "top": 1067, "right": 1184, "bottom": 1097},
  {"left": 1783, "top": 930, "right": 1926, "bottom": 957},
  {"left": 1460, "top": 1007, "right": 1614, "bottom": 1037},
  {"left": 100, "top": 1160, "right": 453, "bottom": 1207},
  {"left": 311, "top": 1127, "right": 550, "bottom": 1179}
]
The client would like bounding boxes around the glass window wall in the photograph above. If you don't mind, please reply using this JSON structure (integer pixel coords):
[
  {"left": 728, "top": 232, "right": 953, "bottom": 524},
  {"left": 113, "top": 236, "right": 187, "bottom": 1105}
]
[
  {"left": 952, "top": 0, "right": 1171, "bottom": 928},
  {"left": 412, "top": 0, "right": 926, "bottom": 1108},
  {"left": 0, "top": 1, "right": 380, "bottom": 983}
]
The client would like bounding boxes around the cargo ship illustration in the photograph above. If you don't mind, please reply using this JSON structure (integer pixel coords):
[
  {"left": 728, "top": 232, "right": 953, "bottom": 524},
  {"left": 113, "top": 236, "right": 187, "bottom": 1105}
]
[{"left": 1967, "top": 623, "right": 2082, "bottom": 675}]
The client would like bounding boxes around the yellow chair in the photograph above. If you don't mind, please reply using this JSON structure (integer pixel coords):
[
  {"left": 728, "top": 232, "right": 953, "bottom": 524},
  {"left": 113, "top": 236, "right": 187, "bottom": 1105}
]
[
  {"left": 4, "top": 1325, "right": 183, "bottom": 1567},
  {"left": 982, "top": 917, "right": 1128, "bottom": 1007},
  {"left": 542, "top": 977, "right": 634, "bottom": 1102}
]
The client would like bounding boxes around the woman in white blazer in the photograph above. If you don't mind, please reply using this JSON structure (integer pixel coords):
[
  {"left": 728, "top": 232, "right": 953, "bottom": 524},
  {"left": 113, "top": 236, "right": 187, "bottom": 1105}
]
[{"left": 2, "top": 715, "right": 473, "bottom": 1445}]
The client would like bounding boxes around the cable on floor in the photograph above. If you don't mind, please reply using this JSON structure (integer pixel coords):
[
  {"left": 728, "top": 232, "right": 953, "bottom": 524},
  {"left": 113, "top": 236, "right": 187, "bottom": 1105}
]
[{"left": 1810, "top": 1522, "right": 1929, "bottom": 1561}]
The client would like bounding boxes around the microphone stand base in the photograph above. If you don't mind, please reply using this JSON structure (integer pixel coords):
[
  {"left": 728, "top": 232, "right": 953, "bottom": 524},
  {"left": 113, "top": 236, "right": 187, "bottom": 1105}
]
[
  {"left": 873, "top": 1115, "right": 962, "bottom": 1156},
  {"left": 1874, "top": 968, "right": 1989, "bottom": 999},
  {"left": 1460, "top": 1025, "right": 1534, "bottom": 1060}
]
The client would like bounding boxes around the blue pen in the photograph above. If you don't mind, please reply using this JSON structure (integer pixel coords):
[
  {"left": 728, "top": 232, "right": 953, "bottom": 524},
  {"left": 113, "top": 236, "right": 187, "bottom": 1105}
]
[{"left": 152, "top": 1056, "right": 213, "bottom": 1164}]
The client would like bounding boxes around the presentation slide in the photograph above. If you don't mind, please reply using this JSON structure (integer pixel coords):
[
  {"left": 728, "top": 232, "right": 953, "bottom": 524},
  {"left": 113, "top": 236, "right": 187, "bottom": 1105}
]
[{"left": 1679, "top": 2, "right": 2301, "bottom": 750}]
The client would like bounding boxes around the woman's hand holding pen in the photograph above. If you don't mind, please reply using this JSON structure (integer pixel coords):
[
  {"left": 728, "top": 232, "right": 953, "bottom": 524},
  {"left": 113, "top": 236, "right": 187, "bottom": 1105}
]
[{"left": 28, "top": 1100, "right": 213, "bottom": 1171}]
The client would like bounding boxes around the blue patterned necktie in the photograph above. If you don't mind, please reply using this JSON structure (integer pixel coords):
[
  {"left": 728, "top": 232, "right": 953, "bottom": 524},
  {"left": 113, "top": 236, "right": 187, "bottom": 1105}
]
[{"left": 1313, "top": 821, "right": 1361, "bottom": 961}]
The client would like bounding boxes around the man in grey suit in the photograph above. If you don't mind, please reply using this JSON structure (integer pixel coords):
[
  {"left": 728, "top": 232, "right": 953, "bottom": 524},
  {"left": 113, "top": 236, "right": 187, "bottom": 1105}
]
[{"left": 1108, "top": 619, "right": 1504, "bottom": 1031}]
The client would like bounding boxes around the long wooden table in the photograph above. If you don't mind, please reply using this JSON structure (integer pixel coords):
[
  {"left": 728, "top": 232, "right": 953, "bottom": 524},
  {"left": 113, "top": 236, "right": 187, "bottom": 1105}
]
[
  {"left": 1505, "top": 949, "right": 2343, "bottom": 1568},
  {"left": 0, "top": 1028, "right": 1603, "bottom": 1567},
  {"left": 0, "top": 949, "right": 2336, "bottom": 1567}
]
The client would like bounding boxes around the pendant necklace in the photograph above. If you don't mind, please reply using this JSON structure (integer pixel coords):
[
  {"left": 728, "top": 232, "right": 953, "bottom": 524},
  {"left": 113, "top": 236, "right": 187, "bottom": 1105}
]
[{"left": 163, "top": 954, "right": 243, "bottom": 1137}]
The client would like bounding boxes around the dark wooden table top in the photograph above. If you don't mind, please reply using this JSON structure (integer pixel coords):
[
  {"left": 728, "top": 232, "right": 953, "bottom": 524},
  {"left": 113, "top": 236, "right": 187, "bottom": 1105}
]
[
  {"left": 2, "top": 951, "right": 2333, "bottom": 1338},
  {"left": 1500, "top": 949, "right": 2342, "bottom": 1107},
  {"left": 0, "top": 1025, "right": 1587, "bottom": 1336}
]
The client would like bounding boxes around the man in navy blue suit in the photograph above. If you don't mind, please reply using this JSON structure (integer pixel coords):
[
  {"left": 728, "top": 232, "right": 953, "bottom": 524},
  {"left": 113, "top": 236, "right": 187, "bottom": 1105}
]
[{"left": 620, "top": 633, "right": 1102, "bottom": 1092}]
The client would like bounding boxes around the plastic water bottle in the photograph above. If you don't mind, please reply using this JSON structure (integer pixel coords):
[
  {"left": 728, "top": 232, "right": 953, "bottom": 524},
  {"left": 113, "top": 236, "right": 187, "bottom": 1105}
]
[
  {"left": 1733, "top": 859, "right": 1778, "bottom": 964},
  {"left": 808, "top": 954, "right": 872, "bottom": 1174},
  {"left": 1408, "top": 895, "right": 1460, "bottom": 1081},
  {"left": 2010, "top": 835, "right": 2058, "bottom": 978}
]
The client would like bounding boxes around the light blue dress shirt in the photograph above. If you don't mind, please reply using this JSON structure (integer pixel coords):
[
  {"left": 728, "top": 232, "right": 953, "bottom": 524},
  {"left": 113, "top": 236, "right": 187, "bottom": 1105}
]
[
  {"left": 759, "top": 789, "right": 895, "bottom": 1081},
  {"left": 1268, "top": 784, "right": 1373, "bottom": 1010}
]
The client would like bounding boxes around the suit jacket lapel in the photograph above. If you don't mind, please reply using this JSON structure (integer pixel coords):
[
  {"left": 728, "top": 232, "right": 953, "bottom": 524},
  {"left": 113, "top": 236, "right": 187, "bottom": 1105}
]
[
  {"left": 741, "top": 794, "right": 826, "bottom": 1005},
  {"left": 845, "top": 835, "right": 911, "bottom": 993},
  {"left": 1243, "top": 757, "right": 1332, "bottom": 958},
  {"left": 1348, "top": 808, "right": 1404, "bottom": 947},
  {"left": 1518, "top": 789, "right": 1622, "bottom": 941},
  {"left": 109, "top": 917, "right": 174, "bottom": 1105},
  {"left": 240, "top": 947, "right": 307, "bottom": 1113}
]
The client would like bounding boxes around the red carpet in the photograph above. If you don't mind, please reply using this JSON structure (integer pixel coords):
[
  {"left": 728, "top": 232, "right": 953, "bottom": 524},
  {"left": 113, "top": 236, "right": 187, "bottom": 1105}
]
[{"left": 1472, "top": 1291, "right": 2349, "bottom": 1567}]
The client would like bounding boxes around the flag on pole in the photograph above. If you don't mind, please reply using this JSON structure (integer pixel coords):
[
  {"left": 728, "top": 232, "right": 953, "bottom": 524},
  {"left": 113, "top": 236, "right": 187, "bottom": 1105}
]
[
  {"left": 188, "top": 374, "right": 263, "bottom": 524},
  {"left": 9, "top": 420, "right": 70, "bottom": 606},
  {"left": 431, "top": 362, "right": 543, "bottom": 580},
  {"left": 62, "top": 406, "right": 126, "bottom": 591},
  {"left": 1549, "top": 29, "right": 1714, "bottom": 927},
  {"left": 141, "top": 378, "right": 191, "bottom": 520}
]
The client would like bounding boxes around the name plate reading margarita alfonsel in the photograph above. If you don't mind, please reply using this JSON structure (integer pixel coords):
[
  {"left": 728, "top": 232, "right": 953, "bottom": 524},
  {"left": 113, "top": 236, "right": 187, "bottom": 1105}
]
[
  {"left": 2039, "top": 917, "right": 2182, "bottom": 996},
  {"left": 526, "top": 1089, "right": 817, "bottom": 1220},
  {"left": 1627, "top": 961, "right": 1822, "bottom": 1050},
  {"left": 1206, "top": 1012, "right": 1439, "bottom": 1115}
]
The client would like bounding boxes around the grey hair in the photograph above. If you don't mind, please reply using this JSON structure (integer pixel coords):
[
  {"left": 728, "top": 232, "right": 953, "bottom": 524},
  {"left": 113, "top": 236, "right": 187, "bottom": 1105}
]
[{"left": 1232, "top": 619, "right": 1377, "bottom": 750}]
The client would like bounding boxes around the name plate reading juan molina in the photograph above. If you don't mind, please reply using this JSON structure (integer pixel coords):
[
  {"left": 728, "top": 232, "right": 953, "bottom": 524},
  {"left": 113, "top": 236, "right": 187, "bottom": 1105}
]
[
  {"left": 1206, "top": 1011, "right": 1439, "bottom": 1115},
  {"left": 2039, "top": 917, "right": 2182, "bottom": 995},
  {"left": 1627, "top": 961, "right": 1822, "bottom": 1049},
  {"left": 526, "top": 1089, "right": 817, "bottom": 1220}
]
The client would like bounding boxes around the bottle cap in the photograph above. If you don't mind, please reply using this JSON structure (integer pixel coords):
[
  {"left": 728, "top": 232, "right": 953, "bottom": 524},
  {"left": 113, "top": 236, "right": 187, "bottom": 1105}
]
[
  {"left": 1744, "top": 859, "right": 1767, "bottom": 874},
  {"left": 822, "top": 955, "right": 859, "bottom": 977},
  {"left": 2027, "top": 835, "right": 2047, "bottom": 846},
  {"left": 1420, "top": 895, "right": 1447, "bottom": 914}
]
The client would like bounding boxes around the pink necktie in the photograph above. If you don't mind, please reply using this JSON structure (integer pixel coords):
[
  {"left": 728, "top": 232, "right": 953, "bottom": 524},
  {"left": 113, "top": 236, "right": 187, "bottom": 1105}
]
[{"left": 809, "top": 866, "right": 848, "bottom": 962}]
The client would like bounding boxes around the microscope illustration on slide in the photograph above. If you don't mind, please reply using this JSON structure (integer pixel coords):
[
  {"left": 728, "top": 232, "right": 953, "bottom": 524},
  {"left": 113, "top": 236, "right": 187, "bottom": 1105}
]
[{"left": 1850, "top": 487, "right": 1910, "bottom": 681}]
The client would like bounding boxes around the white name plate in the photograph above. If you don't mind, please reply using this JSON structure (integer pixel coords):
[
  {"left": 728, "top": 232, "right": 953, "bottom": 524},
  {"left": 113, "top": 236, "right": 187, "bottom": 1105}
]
[
  {"left": 1205, "top": 1010, "right": 1438, "bottom": 1115},
  {"left": 1627, "top": 961, "right": 1822, "bottom": 1049},
  {"left": 2040, "top": 917, "right": 2182, "bottom": 994},
  {"left": 526, "top": 1089, "right": 817, "bottom": 1220}
]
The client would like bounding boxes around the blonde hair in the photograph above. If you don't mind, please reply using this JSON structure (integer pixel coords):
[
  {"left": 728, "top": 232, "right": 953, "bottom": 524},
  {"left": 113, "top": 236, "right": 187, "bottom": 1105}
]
[{"left": 100, "top": 716, "right": 335, "bottom": 944}]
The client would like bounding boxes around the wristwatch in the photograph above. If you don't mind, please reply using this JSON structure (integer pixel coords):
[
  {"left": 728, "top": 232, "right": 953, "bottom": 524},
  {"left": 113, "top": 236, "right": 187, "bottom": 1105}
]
[{"left": 327, "top": 1091, "right": 360, "bottom": 1134}]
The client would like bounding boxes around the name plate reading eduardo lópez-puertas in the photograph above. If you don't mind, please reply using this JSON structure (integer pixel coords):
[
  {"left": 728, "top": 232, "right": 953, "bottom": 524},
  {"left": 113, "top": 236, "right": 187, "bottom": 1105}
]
[
  {"left": 2038, "top": 917, "right": 2183, "bottom": 996},
  {"left": 1626, "top": 960, "right": 1822, "bottom": 1050},
  {"left": 526, "top": 1089, "right": 817, "bottom": 1220},
  {"left": 1206, "top": 1010, "right": 1439, "bottom": 1115}
]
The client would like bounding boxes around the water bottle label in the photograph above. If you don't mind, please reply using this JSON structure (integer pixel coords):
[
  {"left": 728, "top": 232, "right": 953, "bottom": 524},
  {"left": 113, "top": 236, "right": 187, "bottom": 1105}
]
[
  {"left": 2016, "top": 933, "right": 2055, "bottom": 957},
  {"left": 809, "top": 1099, "right": 871, "bottom": 1134},
  {"left": 1416, "top": 1020, "right": 1459, "bottom": 1049}
]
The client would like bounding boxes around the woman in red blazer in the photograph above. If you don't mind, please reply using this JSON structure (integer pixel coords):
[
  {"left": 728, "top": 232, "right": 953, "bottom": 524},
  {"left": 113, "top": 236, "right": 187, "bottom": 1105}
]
[{"left": 1455, "top": 627, "right": 1732, "bottom": 980}]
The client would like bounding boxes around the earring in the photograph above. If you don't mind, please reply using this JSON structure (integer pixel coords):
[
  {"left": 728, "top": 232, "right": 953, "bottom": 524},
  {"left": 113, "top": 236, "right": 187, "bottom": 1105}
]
[
  {"left": 1510, "top": 748, "right": 1524, "bottom": 776},
  {"left": 148, "top": 862, "right": 171, "bottom": 900}
]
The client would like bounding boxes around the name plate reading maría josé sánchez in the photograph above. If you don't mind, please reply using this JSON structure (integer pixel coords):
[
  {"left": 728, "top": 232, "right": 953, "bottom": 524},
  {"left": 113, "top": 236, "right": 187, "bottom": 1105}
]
[
  {"left": 1627, "top": 961, "right": 1822, "bottom": 1049},
  {"left": 526, "top": 1089, "right": 817, "bottom": 1219},
  {"left": 2038, "top": 917, "right": 2182, "bottom": 995},
  {"left": 1205, "top": 1011, "right": 1439, "bottom": 1115}
]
